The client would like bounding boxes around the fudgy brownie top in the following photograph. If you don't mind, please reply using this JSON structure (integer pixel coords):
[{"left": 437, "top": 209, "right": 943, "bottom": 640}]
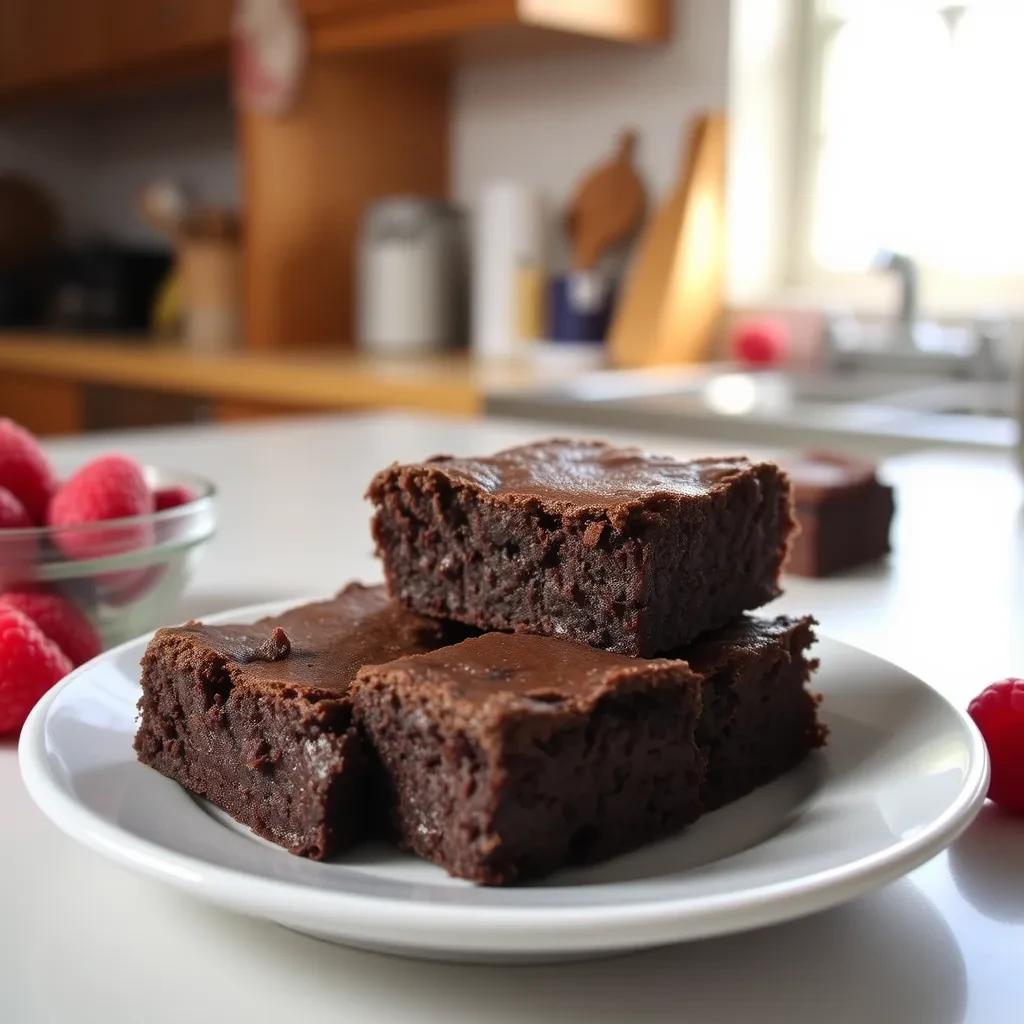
[
  {"left": 784, "top": 451, "right": 880, "bottom": 503},
  {"left": 152, "top": 583, "right": 445, "bottom": 700},
  {"left": 372, "top": 439, "right": 779, "bottom": 517},
  {"left": 681, "top": 615, "right": 817, "bottom": 674},
  {"left": 355, "top": 631, "right": 699, "bottom": 727}
]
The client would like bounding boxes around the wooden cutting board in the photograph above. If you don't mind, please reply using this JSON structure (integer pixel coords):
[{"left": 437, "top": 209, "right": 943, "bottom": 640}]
[
  {"left": 565, "top": 130, "right": 646, "bottom": 271},
  {"left": 608, "top": 113, "right": 727, "bottom": 367}
]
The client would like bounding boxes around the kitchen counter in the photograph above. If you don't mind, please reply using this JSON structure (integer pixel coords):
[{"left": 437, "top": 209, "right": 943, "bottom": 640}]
[
  {"left": 3, "top": 412, "right": 1023, "bottom": 1023},
  {"left": 0, "top": 334, "right": 571, "bottom": 432}
]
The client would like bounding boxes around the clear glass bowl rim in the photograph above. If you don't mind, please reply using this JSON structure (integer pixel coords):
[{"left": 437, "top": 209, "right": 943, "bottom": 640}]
[{"left": 0, "top": 468, "right": 216, "bottom": 540}]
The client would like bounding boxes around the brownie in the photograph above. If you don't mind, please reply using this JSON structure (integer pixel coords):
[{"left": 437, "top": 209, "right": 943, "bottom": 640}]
[
  {"left": 684, "top": 615, "right": 826, "bottom": 809},
  {"left": 134, "top": 583, "right": 447, "bottom": 859},
  {"left": 368, "top": 439, "right": 795, "bottom": 656},
  {"left": 351, "top": 631, "right": 705, "bottom": 885},
  {"left": 783, "top": 451, "right": 894, "bottom": 577}
]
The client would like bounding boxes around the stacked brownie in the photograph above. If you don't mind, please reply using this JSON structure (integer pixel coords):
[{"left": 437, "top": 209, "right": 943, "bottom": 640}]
[
  {"left": 134, "top": 584, "right": 448, "bottom": 859},
  {"left": 782, "top": 450, "right": 895, "bottom": 577},
  {"left": 136, "top": 438, "right": 825, "bottom": 885}
]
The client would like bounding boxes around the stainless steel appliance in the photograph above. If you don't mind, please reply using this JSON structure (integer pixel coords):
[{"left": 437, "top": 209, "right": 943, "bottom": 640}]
[{"left": 356, "top": 197, "right": 464, "bottom": 356}]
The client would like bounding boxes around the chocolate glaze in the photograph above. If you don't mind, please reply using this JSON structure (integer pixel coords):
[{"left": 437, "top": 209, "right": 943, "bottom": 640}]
[
  {"left": 681, "top": 614, "right": 818, "bottom": 666},
  {"left": 359, "top": 631, "right": 697, "bottom": 718},
  {"left": 160, "top": 582, "right": 445, "bottom": 698},
  {"left": 784, "top": 450, "right": 878, "bottom": 502},
  {"left": 369, "top": 438, "right": 795, "bottom": 655},
  {"left": 353, "top": 630, "right": 705, "bottom": 884},
  {"left": 387, "top": 439, "right": 773, "bottom": 512}
]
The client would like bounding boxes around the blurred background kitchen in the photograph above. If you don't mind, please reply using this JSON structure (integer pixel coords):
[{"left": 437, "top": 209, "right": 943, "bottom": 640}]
[{"left": 0, "top": 0, "right": 1021, "bottom": 467}]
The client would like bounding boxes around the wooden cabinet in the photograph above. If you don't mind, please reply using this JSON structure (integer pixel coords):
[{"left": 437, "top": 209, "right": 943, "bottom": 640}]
[
  {"left": 102, "top": 0, "right": 233, "bottom": 69},
  {"left": 0, "top": 1, "right": 107, "bottom": 94},
  {"left": 0, "top": 1, "right": 668, "bottom": 100},
  {"left": 0, "top": 0, "right": 669, "bottom": 350},
  {"left": 0, "top": 0, "right": 232, "bottom": 99}
]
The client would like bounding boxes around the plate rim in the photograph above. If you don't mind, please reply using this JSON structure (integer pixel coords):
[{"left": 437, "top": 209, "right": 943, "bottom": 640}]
[{"left": 18, "top": 598, "right": 991, "bottom": 953}]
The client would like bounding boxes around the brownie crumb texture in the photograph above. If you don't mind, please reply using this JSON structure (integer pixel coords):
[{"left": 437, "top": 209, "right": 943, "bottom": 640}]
[
  {"left": 352, "top": 632, "right": 706, "bottom": 884},
  {"left": 133, "top": 583, "right": 447, "bottom": 860},
  {"left": 368, "top": 439, "right": 796, "bottom": 656},
  {"left": 134, "top": 436, "right": 826, "bottom": 886}
]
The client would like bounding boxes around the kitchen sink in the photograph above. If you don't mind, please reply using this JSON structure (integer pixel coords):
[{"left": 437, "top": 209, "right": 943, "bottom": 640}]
[{"left": 486, "top": 364, "right": 1019, "bottom": 456}]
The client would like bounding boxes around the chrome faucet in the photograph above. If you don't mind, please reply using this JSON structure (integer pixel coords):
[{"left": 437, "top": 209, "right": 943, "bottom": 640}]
[
  {"left": 827, "top": 249, "right": 1006, "bottom": 380},
  {"left": 872, "top": 249, "right": 918, "bottom": 351}
]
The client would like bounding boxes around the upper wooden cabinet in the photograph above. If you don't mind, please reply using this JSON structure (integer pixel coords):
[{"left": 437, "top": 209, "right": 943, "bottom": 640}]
[
  {"left": 0, "top": 0, "right": 670, "bottom": 351},
  {"left": 0, "top": 0, "right": 108, "bottom": 94},
  {"left": 102, "top": 0, "right": 234, "bottom": 68},
  {"left": 0, "top": 0, "right": 232, "bottom": 97},
  {"left": 0, "top": 0, "right": 667, "bottom": 101}
]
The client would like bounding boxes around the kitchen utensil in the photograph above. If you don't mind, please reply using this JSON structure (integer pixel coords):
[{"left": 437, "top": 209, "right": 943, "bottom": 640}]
[
  {"left": 137, "top": 181, "right": 243, "bottom": 349},
  {"left": 178, "top": 237, "right": 243, "bottom": 352},
  {"left": 608, "top": 113, "right": 727, "bottom": 368},
  {"left": 137, "top": 180, "right": 193, "bottom": 239},
  {"left": 565, "top": 130, "right": 645, "bottom": 271},
  {"left": 548, "top": 270, "right": 615, "bottom": 343},
  {"left": 356, "top": 197, "right": 464, "bottom": 356}
]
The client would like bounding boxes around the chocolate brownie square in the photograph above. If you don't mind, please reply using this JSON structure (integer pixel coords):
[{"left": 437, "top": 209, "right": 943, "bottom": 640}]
[
  {"left": 351, "top": 632, "right": 704, "bottom": 885},
  {"left": 685, "top": 615, "right": 826, "bottom": 809},
  {"left": 134, "top": 583, "right": 446, "bottom": 859},
  {"left": 783, "top": 451, "right": 894, "bottom": 577},
  {"left": 368, "top": 439, "right": 795, "bottom": 656}
]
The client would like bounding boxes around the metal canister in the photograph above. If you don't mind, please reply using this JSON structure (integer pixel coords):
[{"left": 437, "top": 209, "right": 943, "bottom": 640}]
[{"left": 356, "top": 197, "right": 464, "bottom": 356}]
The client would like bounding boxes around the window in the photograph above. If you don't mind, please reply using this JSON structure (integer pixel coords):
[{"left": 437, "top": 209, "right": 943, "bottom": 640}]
[{"left": 791, "top": 0, "right": 1024, "bottom": 309}]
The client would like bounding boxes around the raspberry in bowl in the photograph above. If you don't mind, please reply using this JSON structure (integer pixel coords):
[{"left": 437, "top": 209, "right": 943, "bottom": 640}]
[
  {"left": 0, "top": 420, "right": 217, "bottom": 734},
  {"left": 0, "top": 451, "right": 216, "bottom": 651}
]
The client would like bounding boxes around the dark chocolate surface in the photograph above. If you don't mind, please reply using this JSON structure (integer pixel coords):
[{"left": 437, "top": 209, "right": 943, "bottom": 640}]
[
  {"left": 411, "top": 438, "right": 775, "bottom": 519},
  {"left": 683, "top": 614, "right": 815, "bottom": 667},
  {"left": 370, "top": 439, "right": 795, "bottom": 655},
  {"left": 167, "top": 582, "right": 445, "bottom": 698},
  {"left": 683, "top": 614, "right": 826, "bottom": 809},
  {"left": 369, "top": 631, "right": 691, "bottom": 716},
  {"left": 785, "top": 450, "right": 879, "bottom": 502},
  {"left": 353, "top": 631, "right": 704, "bottom": 884},
  {"left": 134, "top": 583, "right": 446, "bottom": 860},
  {"left": 782, "top": 451, "right": 894, "bottom": 577}
]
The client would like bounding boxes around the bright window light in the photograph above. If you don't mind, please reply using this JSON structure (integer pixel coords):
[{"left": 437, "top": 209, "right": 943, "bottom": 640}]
[{"left": 799, "top": 0, "right": 1024, "bottom": 289}]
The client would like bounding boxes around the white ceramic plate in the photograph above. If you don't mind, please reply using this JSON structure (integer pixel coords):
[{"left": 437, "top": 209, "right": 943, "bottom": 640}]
[{"left": 19, "top": 600, "right": 988, "bottom": 964}]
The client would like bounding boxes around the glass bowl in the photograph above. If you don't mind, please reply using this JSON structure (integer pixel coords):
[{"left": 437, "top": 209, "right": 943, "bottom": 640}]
[{"left": 0, "top": 468, "right": 216, "bottom": 650}]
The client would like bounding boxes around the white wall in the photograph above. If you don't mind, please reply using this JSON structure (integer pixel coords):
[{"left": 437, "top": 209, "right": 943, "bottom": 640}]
[{"left": 451, "top": 0, "right": 729, "bottom": 263}]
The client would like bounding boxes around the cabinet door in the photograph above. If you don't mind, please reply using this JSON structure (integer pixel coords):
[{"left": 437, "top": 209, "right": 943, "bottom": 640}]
[
  {"left": 0, "top": 0, "right": 232, "bottom": 96},
  {"left": 102, "top": 0, "right": 233, "bottom": 68},
  {"left": 0, "top": 0, "right": 106, "bottom": 92}
]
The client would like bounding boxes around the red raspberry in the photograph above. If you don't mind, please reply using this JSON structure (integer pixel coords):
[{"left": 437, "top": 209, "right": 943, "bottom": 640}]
[
  {"left": 0, "top": 605, "right": 72, "bottom": 735},
  {"left": 0, "top": 418, "right": 57, "bottom": 524},
  {"left": 48, "top": 454, "right": 154, "bottom": 561},
  {"left": 153, "top": 484, "right": 195, "bottom": 512},
  {"left": 0, "top": 588, "right": 101, "bottom": 667},
  {"left": 0, "top": 485, "right": 38, "bottom": 583},
  {"left": 731, "top": 320, "right": 789, "bottom": 367},
  {"left": 968, "top": 679, "right": 1024, "bottom": 814},
  {"left": 0, "top": 485, "right": 32, "bottom": 529}
]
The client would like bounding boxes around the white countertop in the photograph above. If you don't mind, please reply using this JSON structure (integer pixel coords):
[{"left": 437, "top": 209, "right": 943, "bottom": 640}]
[{"left": 3, "top": 412, "right": 1023, "bottom": 1024}]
